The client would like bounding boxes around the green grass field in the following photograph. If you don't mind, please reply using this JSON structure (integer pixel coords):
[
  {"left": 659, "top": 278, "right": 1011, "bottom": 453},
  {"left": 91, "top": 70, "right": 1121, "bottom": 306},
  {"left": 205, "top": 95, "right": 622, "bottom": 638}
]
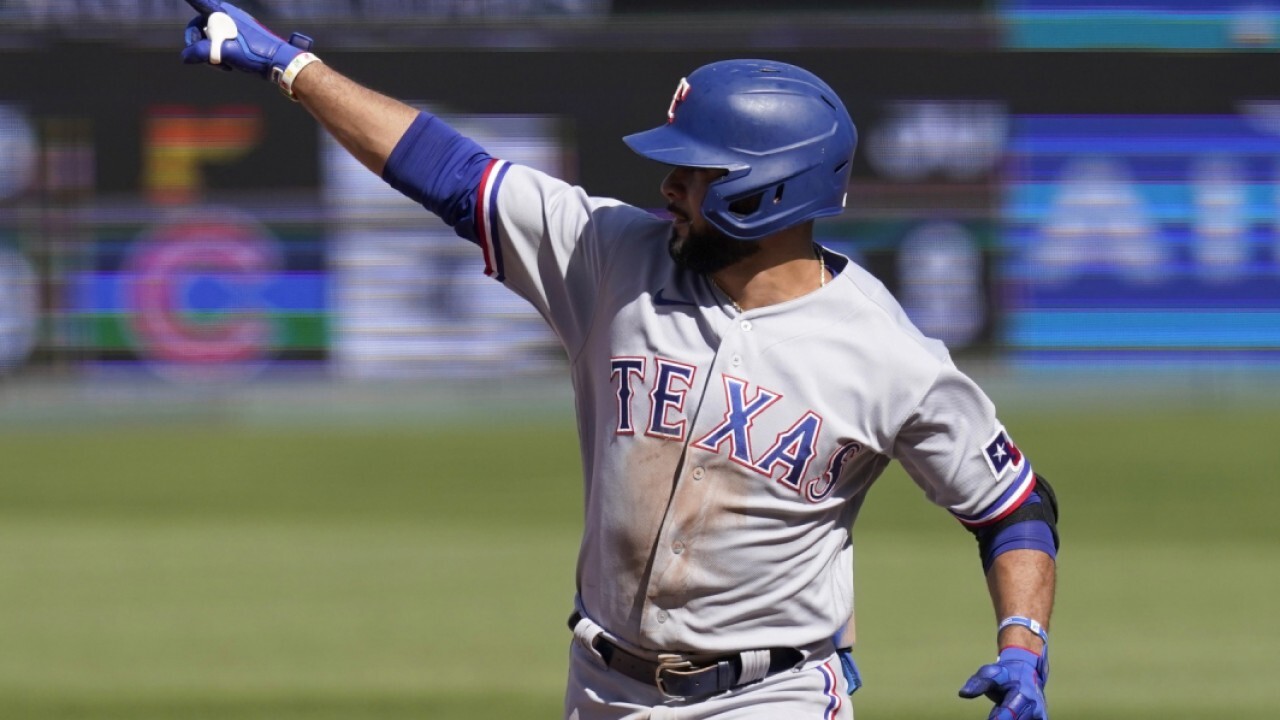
[{"left": 1, "top": 403, "right": 1277, "bottom": 719}]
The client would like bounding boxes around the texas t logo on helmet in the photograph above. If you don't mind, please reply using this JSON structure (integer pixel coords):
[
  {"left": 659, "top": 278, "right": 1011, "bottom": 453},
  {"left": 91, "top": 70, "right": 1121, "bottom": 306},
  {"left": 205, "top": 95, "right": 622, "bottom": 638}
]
[{"left": 666, "top": 77, "right": 692, "bottom": 123}]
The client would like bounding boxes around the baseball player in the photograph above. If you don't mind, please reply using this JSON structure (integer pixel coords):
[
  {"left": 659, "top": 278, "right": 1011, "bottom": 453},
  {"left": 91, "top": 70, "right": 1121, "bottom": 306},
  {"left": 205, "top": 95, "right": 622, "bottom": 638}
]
[{"left": 179, "top": 3, "right": 1060, "bottom": 718}]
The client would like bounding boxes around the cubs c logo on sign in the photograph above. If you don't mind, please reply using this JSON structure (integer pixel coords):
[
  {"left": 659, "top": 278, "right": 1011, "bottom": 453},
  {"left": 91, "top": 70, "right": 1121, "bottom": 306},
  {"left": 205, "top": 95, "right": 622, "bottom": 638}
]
[
  {"left": 126, "top": 210, "right": 281, "bottom": 381},
  {"left": 667, "top": 77, "right": 691, "bottom": 123}
]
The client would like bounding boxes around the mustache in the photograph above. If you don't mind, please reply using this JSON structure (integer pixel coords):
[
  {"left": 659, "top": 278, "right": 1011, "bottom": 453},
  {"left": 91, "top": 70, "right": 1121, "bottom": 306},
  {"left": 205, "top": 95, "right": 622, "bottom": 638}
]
[{"left": 666, "top": 203, "right": 688, "bottom": 220}]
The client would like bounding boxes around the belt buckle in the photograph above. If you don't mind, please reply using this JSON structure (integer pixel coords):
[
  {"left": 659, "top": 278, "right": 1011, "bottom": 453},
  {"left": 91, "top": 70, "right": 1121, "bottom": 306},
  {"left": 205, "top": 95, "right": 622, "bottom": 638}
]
[{"left": 654, "top": 653, "right": 695, "bottom": 700}]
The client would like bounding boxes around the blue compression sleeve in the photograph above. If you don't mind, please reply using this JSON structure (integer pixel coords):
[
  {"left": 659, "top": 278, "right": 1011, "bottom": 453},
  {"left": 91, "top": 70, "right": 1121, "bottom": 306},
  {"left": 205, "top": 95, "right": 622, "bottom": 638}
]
[
  {"left": 980, "top": 493, "right": 1057, "bottom": 572},
  {"left": 381, "top": 112, "right": 493, "bottom": 244}
]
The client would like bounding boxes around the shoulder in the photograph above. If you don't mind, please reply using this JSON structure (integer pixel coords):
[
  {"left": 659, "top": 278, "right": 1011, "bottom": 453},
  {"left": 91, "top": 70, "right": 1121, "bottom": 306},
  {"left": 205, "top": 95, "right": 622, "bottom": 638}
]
[
  {"left": 830, "top": 255, "right": 952, "bottom": 367},
  {"left": 498, "top": 164, "right": 667, "bottom": 235}
]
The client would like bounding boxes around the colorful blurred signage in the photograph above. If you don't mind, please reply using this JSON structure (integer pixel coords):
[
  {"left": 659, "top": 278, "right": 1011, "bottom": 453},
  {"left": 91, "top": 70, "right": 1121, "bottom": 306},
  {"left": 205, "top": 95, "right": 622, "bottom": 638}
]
[
  {"left": 1001, "top": 1, "right": 1280, "bottom": 50},
  {"left": 67, "top": 211, "right": 327, "bottom": 381},
  {"left": 1003, "top": 111, "right": 1280, "bottom": 365}
]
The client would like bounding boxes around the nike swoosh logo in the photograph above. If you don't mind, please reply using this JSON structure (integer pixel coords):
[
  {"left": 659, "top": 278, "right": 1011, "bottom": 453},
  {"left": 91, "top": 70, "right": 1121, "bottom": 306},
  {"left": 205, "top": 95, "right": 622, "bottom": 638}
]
[{"left": 653, "top": 288, "right": 698, "bottom": 307}]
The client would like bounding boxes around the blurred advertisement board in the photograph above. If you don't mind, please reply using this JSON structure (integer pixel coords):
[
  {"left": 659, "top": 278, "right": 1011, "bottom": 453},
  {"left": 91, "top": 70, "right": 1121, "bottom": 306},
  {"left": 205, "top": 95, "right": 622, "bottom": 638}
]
[
  {"left": 1001, "top": 0, "right": 1280, "bottom": 50},
  {"left": 0, "top": 0, "right": 609, "bottom": 23},
  {"left": 65, "top": 209, "right": 327, "bottom": 382},
  {"left": 823, "top": 101, "right": 1006, "bottom": 355},
  {"left": 4, "top": 46, "right": 1280, "bottom": 384},
  {"left": 1003, "top": 110, "right": 1280, "bottom": 365},
  {"left": 322, "top": 111, "right": 563, "bottom": 380},
  {"left": 14, "top": 104, "right": 330, "bottom": 383}
]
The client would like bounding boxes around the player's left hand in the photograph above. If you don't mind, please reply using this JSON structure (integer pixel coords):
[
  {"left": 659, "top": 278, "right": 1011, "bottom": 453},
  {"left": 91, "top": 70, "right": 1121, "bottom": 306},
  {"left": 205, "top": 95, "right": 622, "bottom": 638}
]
[
  {"left": 180, "top": 0, "right": 313, "bottom": 80},
  {"left": 958, "top": 646, "right": 1048, "bottom": 720}
]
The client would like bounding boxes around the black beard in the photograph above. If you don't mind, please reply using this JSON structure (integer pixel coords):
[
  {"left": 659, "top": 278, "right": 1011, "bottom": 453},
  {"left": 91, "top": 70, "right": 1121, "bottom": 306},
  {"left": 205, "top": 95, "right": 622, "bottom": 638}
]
[{"left": 668, "top": 224, "right": 759, "bottom": 274}]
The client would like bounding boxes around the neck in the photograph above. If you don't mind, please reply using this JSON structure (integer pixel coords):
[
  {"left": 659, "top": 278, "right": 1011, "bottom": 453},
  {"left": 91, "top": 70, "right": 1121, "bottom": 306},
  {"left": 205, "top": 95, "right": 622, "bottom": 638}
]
[{"left": 710, "top": 226, "right": 826, "bottom": 312}]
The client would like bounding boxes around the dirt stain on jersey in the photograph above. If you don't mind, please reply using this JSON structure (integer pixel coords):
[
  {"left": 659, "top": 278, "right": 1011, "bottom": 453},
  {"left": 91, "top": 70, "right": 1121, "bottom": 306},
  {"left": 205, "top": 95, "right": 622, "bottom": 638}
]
[
  {"left": 648, "top": 449, "right": 749, "bottom": 607},
  {"left": 612, "top": 435, "right": 689, "bottom": 628}
]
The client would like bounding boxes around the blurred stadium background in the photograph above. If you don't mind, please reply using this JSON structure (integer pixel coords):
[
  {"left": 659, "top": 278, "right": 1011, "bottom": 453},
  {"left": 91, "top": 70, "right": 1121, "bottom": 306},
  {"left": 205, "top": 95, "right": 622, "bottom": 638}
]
[{"left": 1, "top": 1, "right": 1278, "bottom": 718}]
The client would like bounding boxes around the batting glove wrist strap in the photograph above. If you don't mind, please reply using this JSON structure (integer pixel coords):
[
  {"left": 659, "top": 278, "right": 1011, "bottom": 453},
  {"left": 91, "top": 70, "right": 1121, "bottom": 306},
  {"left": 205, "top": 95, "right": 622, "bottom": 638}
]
[{"left": 273, "top": 52, "right": 323, "bottom": 101}]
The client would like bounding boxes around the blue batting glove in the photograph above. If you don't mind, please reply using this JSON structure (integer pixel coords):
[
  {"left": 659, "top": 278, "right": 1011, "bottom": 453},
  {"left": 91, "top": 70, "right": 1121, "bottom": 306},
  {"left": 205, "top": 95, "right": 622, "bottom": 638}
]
[
  {"left": 180, "top": 0, "right": 313, "bottom": 81},
  {"left": 958, "top": 646, "right": 1048, "bottom": 720}
]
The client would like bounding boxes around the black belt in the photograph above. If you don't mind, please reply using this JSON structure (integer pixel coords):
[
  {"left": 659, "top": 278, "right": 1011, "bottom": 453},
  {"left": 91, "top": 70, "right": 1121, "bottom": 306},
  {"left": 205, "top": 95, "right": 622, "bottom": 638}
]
[{"left": 569, "top": 612, "right": 803, "bottom": 700}]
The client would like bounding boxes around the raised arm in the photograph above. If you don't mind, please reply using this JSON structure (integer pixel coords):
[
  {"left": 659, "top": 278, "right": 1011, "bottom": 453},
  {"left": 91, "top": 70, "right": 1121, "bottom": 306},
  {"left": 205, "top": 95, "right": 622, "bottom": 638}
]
[{"left": 178, "top": 0, "right": 624, "bottom": 354}]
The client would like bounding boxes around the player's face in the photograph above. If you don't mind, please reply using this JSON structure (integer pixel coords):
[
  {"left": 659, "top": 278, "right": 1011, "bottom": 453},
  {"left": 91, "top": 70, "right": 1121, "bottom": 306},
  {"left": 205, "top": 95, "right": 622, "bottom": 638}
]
[{"left": 662, "top": 166, "right": 759, "bottom": 274}]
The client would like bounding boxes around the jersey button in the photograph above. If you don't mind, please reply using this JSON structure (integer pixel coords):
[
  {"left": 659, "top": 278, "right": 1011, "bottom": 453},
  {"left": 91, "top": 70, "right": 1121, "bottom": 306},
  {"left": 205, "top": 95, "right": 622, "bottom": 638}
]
[
  {"left": 656, "top": 610, "right": 669, "bottom": 623},
  {"left": 740, "top": 320, "right": 753, "bottom": 331},
  {"left": 691, "top": 466, "right": 705, "bottom": 480},
  {"left": 672, "top": 541, "right": 685, "bottom": 555},
  {"left": 730, "top": 354, "right": 742, "bottom": 367}
]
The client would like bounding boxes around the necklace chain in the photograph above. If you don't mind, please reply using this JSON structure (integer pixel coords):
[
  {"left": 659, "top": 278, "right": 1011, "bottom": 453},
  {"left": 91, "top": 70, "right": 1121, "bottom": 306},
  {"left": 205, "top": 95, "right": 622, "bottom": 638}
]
[{"left": 714, "top": 245, "right": 826, "bottom": 314}]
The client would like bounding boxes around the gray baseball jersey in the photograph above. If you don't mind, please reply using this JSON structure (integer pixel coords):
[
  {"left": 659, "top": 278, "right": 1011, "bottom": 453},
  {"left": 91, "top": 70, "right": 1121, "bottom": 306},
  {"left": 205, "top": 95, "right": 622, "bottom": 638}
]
[{"left": 473, "top": 160, "right": 1035, "bottom": 658}]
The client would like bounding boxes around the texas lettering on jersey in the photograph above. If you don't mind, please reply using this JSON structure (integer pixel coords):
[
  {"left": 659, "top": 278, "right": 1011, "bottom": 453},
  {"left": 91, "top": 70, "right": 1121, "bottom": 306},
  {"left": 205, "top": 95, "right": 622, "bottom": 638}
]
[{"left": 610, "top": 355, "right": 859, "bottom": 503}]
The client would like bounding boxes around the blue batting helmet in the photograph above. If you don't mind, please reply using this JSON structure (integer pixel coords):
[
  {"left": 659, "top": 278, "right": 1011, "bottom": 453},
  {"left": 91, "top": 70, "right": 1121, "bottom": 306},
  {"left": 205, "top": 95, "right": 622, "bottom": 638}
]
[{"left": 623, "top": 59, "right": 857, "bottom": 241}]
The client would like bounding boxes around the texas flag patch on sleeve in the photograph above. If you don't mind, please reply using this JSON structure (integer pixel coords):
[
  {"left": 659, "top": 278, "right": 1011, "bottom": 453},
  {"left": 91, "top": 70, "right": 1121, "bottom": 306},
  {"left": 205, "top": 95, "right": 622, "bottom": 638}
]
[
  {"left": 954, "top": 424, "right": 1037, "bottom": 528},
  {"left": 983, "top": 426, "right": 1024, "bottom": 478}
]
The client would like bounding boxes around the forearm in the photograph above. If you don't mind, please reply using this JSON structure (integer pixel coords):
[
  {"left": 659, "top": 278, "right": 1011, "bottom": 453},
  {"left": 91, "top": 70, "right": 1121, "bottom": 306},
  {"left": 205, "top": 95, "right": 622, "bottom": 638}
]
[
  {"left": 289, "top": 60, "right": 492, "bottom": 236},
  {"left": 291, "top": 62, "right": 418, "bottom": 176},
  {"left": 986, "top": 548, "right": 1056, "bottom": 652}
]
